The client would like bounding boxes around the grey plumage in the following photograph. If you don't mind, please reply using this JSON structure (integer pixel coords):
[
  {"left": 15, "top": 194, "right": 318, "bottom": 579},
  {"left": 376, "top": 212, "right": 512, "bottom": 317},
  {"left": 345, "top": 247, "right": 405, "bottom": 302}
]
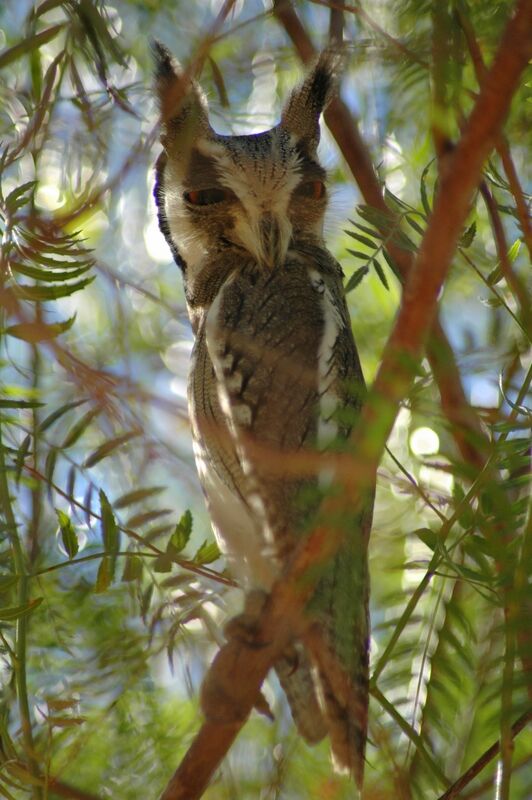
[{"left": 153, "top": 44, "right": 372, "bottom": 787}]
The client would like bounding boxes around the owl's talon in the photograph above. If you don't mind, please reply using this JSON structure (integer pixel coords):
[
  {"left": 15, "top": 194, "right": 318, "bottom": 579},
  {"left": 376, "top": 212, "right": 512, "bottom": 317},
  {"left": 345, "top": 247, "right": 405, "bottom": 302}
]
[{"left": 223, "top": 589, "right": 271, "bottom": 648}]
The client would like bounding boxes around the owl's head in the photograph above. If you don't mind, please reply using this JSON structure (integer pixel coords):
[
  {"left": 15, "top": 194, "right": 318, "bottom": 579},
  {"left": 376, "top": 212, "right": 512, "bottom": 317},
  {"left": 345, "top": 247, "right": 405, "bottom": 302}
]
[{"left": 153, "top": 44, "right": 340, "bottom": 279}]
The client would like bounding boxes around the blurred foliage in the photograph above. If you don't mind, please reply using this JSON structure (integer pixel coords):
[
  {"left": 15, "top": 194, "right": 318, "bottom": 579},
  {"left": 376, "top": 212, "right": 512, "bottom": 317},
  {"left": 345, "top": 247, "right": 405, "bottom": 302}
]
[{"left": 0, "top": 1, "right": 530, "bottom": 798}]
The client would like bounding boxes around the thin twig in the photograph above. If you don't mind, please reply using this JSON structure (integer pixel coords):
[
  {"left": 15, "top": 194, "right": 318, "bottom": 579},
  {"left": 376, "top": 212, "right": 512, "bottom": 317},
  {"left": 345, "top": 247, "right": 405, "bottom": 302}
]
[
  {"left": 328, "top": 3, "right": 344, "bottom": 44},
  {"left": 312, "top": 0, "right": 429, "bottom": 67},
  {"left": 479, "top": 179, "right": 531, "bottom": 334},
  {"left": 436, "top": 709, "right": 532, "bottom": 800}
]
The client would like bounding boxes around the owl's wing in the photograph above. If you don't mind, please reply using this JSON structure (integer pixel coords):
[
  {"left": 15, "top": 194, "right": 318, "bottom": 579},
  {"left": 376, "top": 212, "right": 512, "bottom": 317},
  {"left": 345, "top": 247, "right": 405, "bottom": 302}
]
[
  {"left": 206, "top": 261, "right": 324, "bottom": 548},
  {"left": 205, "top": 256, "right": 370, "bottom": 785}
]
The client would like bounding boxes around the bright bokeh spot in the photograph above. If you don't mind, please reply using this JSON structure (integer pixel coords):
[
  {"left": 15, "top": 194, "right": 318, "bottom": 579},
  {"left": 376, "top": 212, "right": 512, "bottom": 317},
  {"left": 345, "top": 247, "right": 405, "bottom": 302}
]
[
  {"left": 419, "top": 464, "right": 454, "bottom": 494},
  {"left": 144, "top": 215, "right": 171, "bottom": 263},
  {"left": 35, "top": 183, "right": 62, "bottom": 211},
  {"left": 410, "top": 426, "right": 439, "bottom": 456}
]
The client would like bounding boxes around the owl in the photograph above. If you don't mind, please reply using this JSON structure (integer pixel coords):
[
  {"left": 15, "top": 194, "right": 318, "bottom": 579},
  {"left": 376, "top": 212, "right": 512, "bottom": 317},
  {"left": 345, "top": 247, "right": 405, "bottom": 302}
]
[{"left": 153, "top": 43, "right": 372, "bottom": 787}]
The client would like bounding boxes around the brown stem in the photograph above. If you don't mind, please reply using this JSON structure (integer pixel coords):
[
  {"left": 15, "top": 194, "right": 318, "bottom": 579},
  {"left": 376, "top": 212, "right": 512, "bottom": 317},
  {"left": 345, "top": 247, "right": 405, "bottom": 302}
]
[
  {"left": 328, "top": 3, "right": 344, "bottom": 44},
  {"left": 479, "top": 180, "right": 531, "bottom": 333},
  {"left": 48, "top": 778, "right": 102, "bottom": 800}
]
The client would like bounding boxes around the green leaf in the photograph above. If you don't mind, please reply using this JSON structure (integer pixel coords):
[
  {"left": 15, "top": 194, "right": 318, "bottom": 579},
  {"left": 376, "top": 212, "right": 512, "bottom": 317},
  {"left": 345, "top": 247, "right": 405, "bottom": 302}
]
[
  {"left": 0, "top": 24, "right": 64, "bottom": 69},
  {"left": 153, "top": 553, "right": 173, "bottom": 573},
  {"left": 420, "top": 160, "right": 434, "bottom": 216},
  {"left": 350, "top": 220, "right": 382, "bottom": 239},
  {"left": 405, "top": 214, "right": 425, "bottom": 235},
  {"left": 381, "top": 249, "right": 402, "bottom": 281},
  {"left": 14, "top": 277, "right": 95, "bottom": 301},
  {"left": 83, "top": 430, "right": 140, "bottom": 468},
  {"left": 0, "top": 399, "right": 44, "bottom": 408},
  {"left": 5, "top": 181, "right": 37, "bottom": 212},
  {"left": 460, "top": 221, "right": 476, "bottom": 249},
  {"left": 168, "top": 509, "right": 193, "bottom": 555},
  {"left": 67, "top": 465, "right": 76, "bottom": 504},
  {"left": 193, "top": 539, "right": 221, "bottom": 566},
  {"left": 384, "top": 187, "right": 412, "bottom": 212},
  {"left": 10, "top": 261, "right": 92, "bottom": 281},
  {"left": 121, "top": 555, "right": 143, "bottom": 582},
  {"left": 141, "top": 584, "right": 154, "bottom": 618},
  {"left": 388, "top": 228, "right": 417, "bottom": 252},
  {"left": 99, "top": 490, "right": 120, "bottom": 558},
  {"left": 415, "top": 528, "right": 438, "bottom": 551},
  {"left": 126, "top": 509, "right": 172, "bottom": 529},
  {"left": 61, "top": 406, "right": 101, "bottom": 448},
  {"left": 31, "top": 253, "right": 94, "bottom": 270},
  {"left": 344, "top": 230, "right": 378, "bottom": 249},
  {"left": 14, "top": 434, "right": 31, "bottom": 485},
  {"left": 45, "top": 448, "right": 57, "bottom": 497},
  {"left": 114, "top": 486, "right": 165, "bottom": 509},
  {"left": 55, "top": 509, "right": 79, "bottom": 559},
  {"left": 0, "top": 597, "right": 43, "bottom": 621},
  {"left": 20, "top": 228, "right": 92, "bottom": 257},
  {"left": 5, "top": 316, "right": 76, "bottom": 343},
  {"left": 357, "top": 204, "right": 396, "bottom": 229},
  {"left": 346, "top": 249, "right": 372, "bottom": 260},
  {"left": 507, "top": 239, "right": 521, "bottom": 262},
  {"left": 94, "top": 556, "right": 112, "bottom": 593},
  {"left": 487, "top": 265, "right": 503, "bottom": 286},
  {"left": 453, "top": 483, "right": 475, "bottom": 529},
  {"left": 372, "top": 258, "right": 390, "bottom": 290},
  {"left": 39, "top": 398, "right": 88, "bottom": 433},
  {"left": 84, "top": 482, "right": 93, "bottom": 527},
  {"left": 345, "top": 265, "right": 369, "bottom": 293}
]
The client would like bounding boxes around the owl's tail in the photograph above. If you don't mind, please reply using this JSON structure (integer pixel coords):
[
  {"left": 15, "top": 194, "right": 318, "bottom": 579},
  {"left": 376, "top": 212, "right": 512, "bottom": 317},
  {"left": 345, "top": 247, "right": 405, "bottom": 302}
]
[
  {"left": 274, "top": 645, "right": 327, "bottom": 744},
  {"left": 275, "top": 638, "right": 367, "bottom": 788},
  {"left": 317, "top": 656, "right": 368, "bottom": 788}
]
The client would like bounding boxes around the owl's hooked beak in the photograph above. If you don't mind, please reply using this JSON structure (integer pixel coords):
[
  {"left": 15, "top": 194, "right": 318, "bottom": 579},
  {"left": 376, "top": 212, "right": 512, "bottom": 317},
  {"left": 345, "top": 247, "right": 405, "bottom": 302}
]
[{"left": 257, "top": 212, "right": 292, "bottom": 269}]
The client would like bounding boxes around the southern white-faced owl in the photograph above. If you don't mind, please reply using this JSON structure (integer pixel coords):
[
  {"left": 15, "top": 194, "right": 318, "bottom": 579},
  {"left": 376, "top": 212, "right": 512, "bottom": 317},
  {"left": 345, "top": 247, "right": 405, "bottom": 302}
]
[{"left": 153, "top": 44, "right": 372, "bottom": 787}]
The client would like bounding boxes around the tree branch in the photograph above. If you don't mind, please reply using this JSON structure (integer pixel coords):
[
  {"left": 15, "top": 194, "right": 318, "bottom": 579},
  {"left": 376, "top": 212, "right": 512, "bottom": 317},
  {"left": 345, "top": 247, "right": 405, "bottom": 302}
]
[
  {"left": 158, "top": 4, "right": 532, "bottom": 798},
  {"left": 456, "top": 1, "right": 532, "bottom": 260},
  {"left": 48, "top": 779, "right": 102, "bottom": 800}
]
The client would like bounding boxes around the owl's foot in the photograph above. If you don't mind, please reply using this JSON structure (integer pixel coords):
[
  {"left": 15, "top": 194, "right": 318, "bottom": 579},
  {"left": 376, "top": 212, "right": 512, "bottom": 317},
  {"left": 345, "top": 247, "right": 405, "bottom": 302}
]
[
  {"left": 223, "top": 589, "right": 271, "bottom": 649},
  {"left": 201, "top": 589, "right": 275, "bottom": 723}
]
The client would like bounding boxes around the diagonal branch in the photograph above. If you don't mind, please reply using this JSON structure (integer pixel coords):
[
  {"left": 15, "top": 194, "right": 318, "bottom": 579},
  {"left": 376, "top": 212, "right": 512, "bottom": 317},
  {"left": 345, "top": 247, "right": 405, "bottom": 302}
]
[
  {"left": 436, "top": 708, "right": 532, "bottom": 800},
  {"left": 158, "top": 4, "right": 532, "bottom": 798},
  {"left": 456, "top": 1, "right": 532, "bottom": 261}
]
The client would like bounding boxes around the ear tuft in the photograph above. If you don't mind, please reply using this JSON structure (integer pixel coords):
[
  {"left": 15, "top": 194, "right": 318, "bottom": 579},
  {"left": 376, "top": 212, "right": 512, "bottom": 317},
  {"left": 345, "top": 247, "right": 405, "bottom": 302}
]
[
  {"left": 281, "top": 48, "right": 344, "bottom": 151},
  {"left": 152, "top": 39, "right": 178, "bottom": 84},
  {"left": 152, "top": 41, "right": 211, "bottom": 140}
]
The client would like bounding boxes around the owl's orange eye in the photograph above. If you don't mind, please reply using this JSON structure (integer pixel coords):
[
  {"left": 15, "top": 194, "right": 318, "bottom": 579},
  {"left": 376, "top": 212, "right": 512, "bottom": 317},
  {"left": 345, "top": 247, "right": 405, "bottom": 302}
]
[
  {"left": 184, "top": 188, "right": 231, "bottom": 206},
  {"left": 295, "top": 180, "right": 326, "bottom": 200}
]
